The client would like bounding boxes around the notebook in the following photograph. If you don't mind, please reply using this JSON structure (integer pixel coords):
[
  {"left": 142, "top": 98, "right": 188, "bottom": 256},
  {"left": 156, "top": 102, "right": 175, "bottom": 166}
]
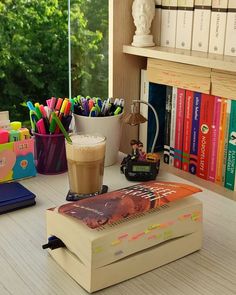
[{"left": 0, "top": 182, "right": 36, "bottom": 214}]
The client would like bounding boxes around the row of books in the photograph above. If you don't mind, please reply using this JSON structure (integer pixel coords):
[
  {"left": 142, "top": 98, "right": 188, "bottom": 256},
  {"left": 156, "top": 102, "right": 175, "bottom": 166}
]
[
  {"left": 139, "top": 70, "right": 236, "bottom": 191},
  {"left": 153, "top": 0, "right": 236, "bottom": 56},
  {"left": 163, "top": 86, "right": 236, "bottom": 191}
]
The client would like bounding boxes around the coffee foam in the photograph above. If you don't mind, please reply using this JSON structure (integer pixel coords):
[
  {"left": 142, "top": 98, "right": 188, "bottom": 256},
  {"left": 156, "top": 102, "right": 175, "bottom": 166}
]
[{"left": 66, "top": 134, "right": 106, "bottom": 162}]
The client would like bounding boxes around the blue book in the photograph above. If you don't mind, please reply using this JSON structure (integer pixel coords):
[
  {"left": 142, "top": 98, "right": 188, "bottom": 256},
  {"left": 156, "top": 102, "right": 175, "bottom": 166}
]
[
  {"left": 147, "top": 83, "right": 167, "bottom": 153},
  {"left": 189, "top": 92, "right": 201, "bottom": 175},
  {"left": 0, "top": 182, "right": 36, "bottom": 214}
]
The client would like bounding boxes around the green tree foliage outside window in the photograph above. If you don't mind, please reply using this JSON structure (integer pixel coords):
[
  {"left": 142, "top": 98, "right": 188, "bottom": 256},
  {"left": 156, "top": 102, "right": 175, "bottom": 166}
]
[{"left": 0, "top": 0, "right": 108, "bottom": 121}]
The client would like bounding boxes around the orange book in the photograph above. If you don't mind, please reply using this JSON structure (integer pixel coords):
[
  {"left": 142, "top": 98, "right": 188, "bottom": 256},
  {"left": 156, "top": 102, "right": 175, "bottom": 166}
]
[{"left": 215, "top": 98, "right": 228, "bottom": 185}]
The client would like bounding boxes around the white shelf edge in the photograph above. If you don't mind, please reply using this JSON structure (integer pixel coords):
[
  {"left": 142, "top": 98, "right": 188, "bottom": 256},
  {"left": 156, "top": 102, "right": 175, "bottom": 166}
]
[{"left": 123, "top": 45, "right": 236, "bottom": 72}]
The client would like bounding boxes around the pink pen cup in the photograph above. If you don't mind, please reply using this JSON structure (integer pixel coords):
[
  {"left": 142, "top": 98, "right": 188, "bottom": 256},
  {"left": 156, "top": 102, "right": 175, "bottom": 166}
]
[{"left": 34, "top": 132, "right": 67, "bottom": 175}]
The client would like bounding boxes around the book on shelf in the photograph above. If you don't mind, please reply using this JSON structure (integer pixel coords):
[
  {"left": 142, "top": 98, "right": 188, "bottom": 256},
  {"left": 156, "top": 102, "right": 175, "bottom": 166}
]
[
  {"left": 189, "top": 92, "right": 202, "bottom": 175},
  {"left": 169, "top": 87, "right": 178, "bottom": 165},
  {"left": 208, "top": 97, "right": 222, "bottom": 182},
  {"left": 139, "top": 70, "right": 166, "bottom": 153},
  {"left": 209, "top": 0, "right": 228, "bottom": 55},
  {"left": 224, "top": 0, "right": 236, "bottom": 56},
  {"left": 215, "top": 98, "right": 228, "bottom": 184},
  {"left": 222, "top": 99, "right": 232, "bottom": 185},
  {"left": 175, "top": 0, "right": 194, "bottom": 50},
  {"left": 197, "top": 94, "right": 214, "bottom": 179},
  {"left": 45, "top": 181, "right": 203, "bottom": 292},
  {"left": 161, "top": 0, "right": 178, "bottom": 47},
  {"left": 182, "top": 90, "right": 194, "bottom": 172},
  {"left": 152, "top": 0, "right": 162, "bottom": 46},
  {"left": 147, "top": 83, "right": 166, "bottom": 153},
  {"left": 192, "top": 0, "right": 212, "bottom": 52},
  {"left": 163, "top": 86, "right": 173, "bottom": 164},
  {"left": 225, "top": 100, "right": 236, "bottom": 191},
  {"left": 139, "top": 69, "right": 149, "bottom": 152},
  {"left": 174, "top": 88, "right": 185, "bottom": 169}
]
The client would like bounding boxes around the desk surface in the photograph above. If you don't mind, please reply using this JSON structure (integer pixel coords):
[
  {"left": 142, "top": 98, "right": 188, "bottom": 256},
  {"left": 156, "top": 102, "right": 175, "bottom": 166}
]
[{"left": 0, "top": 163, "right": 236, "bottom": 295}]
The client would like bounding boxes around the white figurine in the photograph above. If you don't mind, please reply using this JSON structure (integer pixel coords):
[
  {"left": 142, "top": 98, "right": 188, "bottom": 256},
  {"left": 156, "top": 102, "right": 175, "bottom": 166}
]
[{"left": 132, "top": 0, "right": 155, "bottom": 47}]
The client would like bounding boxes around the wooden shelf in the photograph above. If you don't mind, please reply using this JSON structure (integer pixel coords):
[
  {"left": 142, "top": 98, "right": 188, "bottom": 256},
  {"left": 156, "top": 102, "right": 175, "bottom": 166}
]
[{"left": 123, "top": 45, "right": 236, "bottom": 72}]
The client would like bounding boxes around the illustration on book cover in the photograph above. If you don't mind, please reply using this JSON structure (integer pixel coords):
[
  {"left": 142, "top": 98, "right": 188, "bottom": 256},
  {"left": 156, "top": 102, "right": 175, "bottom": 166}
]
[{"left": 57, "top": 181, "right": 202, "bottom": 229}]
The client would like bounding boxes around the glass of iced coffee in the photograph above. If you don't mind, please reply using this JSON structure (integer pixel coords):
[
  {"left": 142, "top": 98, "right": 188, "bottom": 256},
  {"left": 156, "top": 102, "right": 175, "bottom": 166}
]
[{"left": 65, "top": 133, "right": 106, "bottom": 195}]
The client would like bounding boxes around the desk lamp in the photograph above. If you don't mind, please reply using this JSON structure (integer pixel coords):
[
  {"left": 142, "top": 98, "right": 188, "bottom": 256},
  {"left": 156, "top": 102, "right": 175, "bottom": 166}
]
[
  {"left": 123, "top": 99, "right": 159, "bottom": 153},
  {"left": 121, "top": 99, "right": 160, "bottom": 181}
]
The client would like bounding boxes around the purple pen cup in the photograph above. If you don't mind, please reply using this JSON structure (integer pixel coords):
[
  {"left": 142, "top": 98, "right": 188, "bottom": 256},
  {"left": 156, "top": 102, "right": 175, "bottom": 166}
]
[{"left": 34, "top": 132, "right": 67, "bottom": 175}]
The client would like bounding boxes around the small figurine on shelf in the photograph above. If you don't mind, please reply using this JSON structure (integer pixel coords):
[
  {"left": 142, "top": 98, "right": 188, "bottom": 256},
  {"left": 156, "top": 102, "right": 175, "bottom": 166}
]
[
  {"left": 137, "top": 141, "right": 146, "bottom": 161},
  {"left": 131, "top": 0, "right": 155, "bottom": 47},
  {"left": 130, "top": 139, "right": 139, "bottom": 160}
]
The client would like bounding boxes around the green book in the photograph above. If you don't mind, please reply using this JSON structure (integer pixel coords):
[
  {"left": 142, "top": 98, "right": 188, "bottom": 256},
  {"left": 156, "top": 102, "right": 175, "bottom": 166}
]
[{"left": 225, "top": 100, "right": 236, "bottom": 191}]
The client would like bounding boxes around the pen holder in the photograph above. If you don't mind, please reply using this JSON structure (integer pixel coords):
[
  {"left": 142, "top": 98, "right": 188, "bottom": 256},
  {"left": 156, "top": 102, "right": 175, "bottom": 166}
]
[
  {"left": 34, "top": 133, "right": 67, "bottom": 175},
  {"left": 73, "top": 113, "right": 123, "bottom": 166}
]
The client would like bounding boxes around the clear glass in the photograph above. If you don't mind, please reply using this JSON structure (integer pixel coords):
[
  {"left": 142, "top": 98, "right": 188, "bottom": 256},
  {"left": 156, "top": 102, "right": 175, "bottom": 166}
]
[{"left": 65, "top": 133, "right": 106, "bottom": 195}]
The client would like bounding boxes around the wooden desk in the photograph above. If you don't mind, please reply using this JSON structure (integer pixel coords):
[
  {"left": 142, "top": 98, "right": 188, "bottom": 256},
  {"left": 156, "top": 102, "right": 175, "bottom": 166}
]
[{"left": 0, "top": 163, "right": 236, "bottom": 295}]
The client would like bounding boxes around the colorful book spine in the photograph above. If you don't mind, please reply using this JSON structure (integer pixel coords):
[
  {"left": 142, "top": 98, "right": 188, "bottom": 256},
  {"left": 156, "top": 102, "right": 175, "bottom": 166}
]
[
  {"left": 222, "top": 99, "right": 231, "bottom": 184},
  {"left": 208, "top": 97, "right": 222, "bottom": 182},
  {"left": 182, "top": 90, "right": 194, "bottom": 172},
  {"left": 215, "top": 98, "right": 228, "bottom": 185},
  {"left": 169, "top": 87, "right": 177, "bottom": 165},
  {"left": 225, "top": 99, "right": 236, "bottom": 191},
  {"left": 174, "top": 88, "right": 185, "bottom": 169},
  {"left": 197, "top": 94, "right": 214, "bottom": 179},
  {"left": 189, "top": 92, "right": 201, "bottom": 175},
  {"left": 163, "top": 86, "right": 172, "bottom": 164}
]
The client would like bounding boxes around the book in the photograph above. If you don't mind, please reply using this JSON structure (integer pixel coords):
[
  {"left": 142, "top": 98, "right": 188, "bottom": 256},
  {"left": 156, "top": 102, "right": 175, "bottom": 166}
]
[
  {"left": 0, "top": 182, "right": 36, "bottom": 214},
  {"left": 45, "top": 181, "right": 203, "bottom": 292},
  {"left": 163, "top": 86, "right": 173, "bottom": 164},
  {"left": 224, "top": 0, "right": 236, "bottom": 56},
  {"left": 215, "top": 98, "right": 228, "bottom": 184},
  {"left": 139, "top": 69, "right": 149, "bottom": 152},
  {"left": 189, "top": 92, "right": 202, "bottom": 175},
  {"left": 209, "top": 0, "right": 228, "bottom": 55},
  {"left": 208, "top": 97, "right": 222, "bottom": 182},
  {"left": 153, "top": 0, "right": 162, "bottom": 46},
  {"left": 169, "top": 87, "right": 177, "bottom": 165},
  {"left": 182, "top": 90, "right": 194, "bottom": 172},
  {"left": 147, "top": 83, "right": 167, "bottom": 153},
  {"left": 197, "top": 94, "right": 214, "bottom": 179},
  {"left": 222, "top": 99, "right": 231, "bottom": 184},
  {"left": 161, "top": 0, "right": 178, "bottom": 47},
  {"left": 175, "top": 0, "right": 194, "bottom": 50},
  {"left": 225, "top": 99, "right": 236, "bottom": 190},
  {"left": 192, "top": 0, "right": 212, "bottom": 52},
  {"left": 174, "top": 88, "right": 185, "bottom": 169}
]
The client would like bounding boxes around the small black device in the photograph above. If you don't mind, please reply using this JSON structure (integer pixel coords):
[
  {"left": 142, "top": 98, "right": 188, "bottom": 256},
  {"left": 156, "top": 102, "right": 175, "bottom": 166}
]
[{"left": 121, "top": 157, "right": 160, "bottom": 181}]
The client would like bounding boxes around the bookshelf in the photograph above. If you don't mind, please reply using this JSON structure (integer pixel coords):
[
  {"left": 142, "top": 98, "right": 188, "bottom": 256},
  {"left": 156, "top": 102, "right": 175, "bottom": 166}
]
[{"left": 109, "top": 0, "right": 236, "bottom": 200}]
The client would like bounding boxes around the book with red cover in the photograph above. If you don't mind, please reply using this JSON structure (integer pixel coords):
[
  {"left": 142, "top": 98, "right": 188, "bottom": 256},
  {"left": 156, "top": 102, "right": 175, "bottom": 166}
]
[
  {"left": 174, "top": 88, "right": 185, "bottom": 169},
  {"left": 182, "top": 90, "right": 194, "bottom": 172},
  {"left": 57, "top": 181, "right": 202, "bottom": 229},
  {"left": 197, "top": 94, "right": 214, "bottom": 179}
]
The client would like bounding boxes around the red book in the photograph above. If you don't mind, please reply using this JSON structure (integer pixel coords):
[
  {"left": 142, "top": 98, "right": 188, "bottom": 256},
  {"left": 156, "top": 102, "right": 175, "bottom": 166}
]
[
  {"left": 197, "top": 94, "right": 214, "bottom": 179},
  {"left": 174, "top": 88, "right": 185, "bottom": 169},
  {"left": 182, "top": 90, "right": 194, "bottom": 172}
]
